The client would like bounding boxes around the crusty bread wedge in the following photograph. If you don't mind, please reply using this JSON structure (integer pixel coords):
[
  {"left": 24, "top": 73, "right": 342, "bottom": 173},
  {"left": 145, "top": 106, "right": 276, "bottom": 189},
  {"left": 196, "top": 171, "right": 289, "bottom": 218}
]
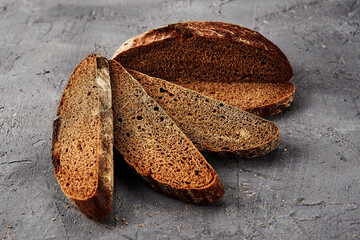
[
  {"left": 129, "top": 70, "right": 280, "bottom": 158},
  {"left": 109, "top": 60, "right": 224, "bottom": 204},
  {"left": 112, "top": 21, "right": 294, "bottom": 116},
  {"left": 52, "top": 54, "right": 113, "bottom": 221}
]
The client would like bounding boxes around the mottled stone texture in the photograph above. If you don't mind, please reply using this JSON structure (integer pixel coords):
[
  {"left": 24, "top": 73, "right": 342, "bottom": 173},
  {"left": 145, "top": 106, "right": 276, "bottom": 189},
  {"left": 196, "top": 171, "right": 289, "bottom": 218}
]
[{"left": 0, "top": 0, "right": 359, "bottom": 239}]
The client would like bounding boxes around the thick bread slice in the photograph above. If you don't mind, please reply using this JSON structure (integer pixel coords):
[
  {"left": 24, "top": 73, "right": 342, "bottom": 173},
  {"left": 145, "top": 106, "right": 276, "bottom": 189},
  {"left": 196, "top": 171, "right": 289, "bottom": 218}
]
[
  {"left": 129, "top": 70, "right": 280, "bottom": 158},
  {"left": 112, "top": 21, "right": 294, "bottom": 116},
  {"left": 109, "top": 60, "right": 224, "bottom": 204},
  {"left": 164, "top": 80, "right": 295, "bottom": 117},
  {"left": 52, "top": 54, "right": 113, "bottom": 221}
]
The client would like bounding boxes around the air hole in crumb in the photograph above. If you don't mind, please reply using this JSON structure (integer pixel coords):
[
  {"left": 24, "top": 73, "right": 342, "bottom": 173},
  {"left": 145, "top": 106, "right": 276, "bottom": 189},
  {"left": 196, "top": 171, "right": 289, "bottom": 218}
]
[
  {"left": 195, "top": 170, "right": 199, "bottom": 175},
  {"left": 160, "top": 117, "right": 164, "bottom": 121},
  {"left": 222, "top": 147, "right": 230, "bottom": 150},
  {"left": 261, "top": 61, "right": 266, "bottom": 65},
  {"left": 220, "top": 103, "right": 224, "bottom": 107},
  {"left": 154, "top": 107, "right": 159, "bottom": 111},
  {"left": 159, "top": 88, "right": 166, "bottom": 93},
  {"left": 126, "top": 133, "right": 130, "bottom": 137},
  {"left": 87, "top": 92, "right": 91, "bottom": 96},
  {"left": 78, "top": 142, "right": 83, "bottom": 151},
  {"left": 118, "top": 118, "right": 123, "bottom": 123},
  {"left": 136, "top": 116, "right": 143, "bottom": 120},
  {"left": 241, "top": 74, "right": 251, "bottom": 80},
  {"left": 66, "top": 182, "right": 70, "bottom": 187},
  {"left": 220, "top": 115, "right": 225, "bottom": 119}
]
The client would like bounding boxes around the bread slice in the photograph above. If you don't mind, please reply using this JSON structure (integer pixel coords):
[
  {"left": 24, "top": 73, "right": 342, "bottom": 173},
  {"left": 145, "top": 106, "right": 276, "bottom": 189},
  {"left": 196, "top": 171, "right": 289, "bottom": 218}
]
[
  {"left": 129, "top": 70, "right": 280, "bottom": 158},
  {"left": 109, "top": 60, "right": 224, "bottom": 204},
  {"left": 51, "top": 54, "right": 113, "bottom": 221},
  {"left": 112, "top": 21, "right": 294, "bottom": 116},
  {"left": 163, "top": 80, "right": 295, "bottom": 117}
]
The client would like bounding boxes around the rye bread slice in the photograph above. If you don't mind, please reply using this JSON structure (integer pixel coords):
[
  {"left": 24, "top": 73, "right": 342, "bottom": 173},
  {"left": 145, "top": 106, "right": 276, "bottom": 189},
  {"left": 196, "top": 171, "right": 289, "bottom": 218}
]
[
  {"left": 129, "top": 70, "right": 280, "bottom": 158},
  {"left": 163, "top": 80, "right": 295, "bottom": 117},
  {"left": 112, "top": 21, "right": 294, "bottom": 116},
  {"left": 51, "top": 54, "right": 113, "bottom": 221},
  {"left": 109, "top": 60, "right": 224, "bottom": 204}
]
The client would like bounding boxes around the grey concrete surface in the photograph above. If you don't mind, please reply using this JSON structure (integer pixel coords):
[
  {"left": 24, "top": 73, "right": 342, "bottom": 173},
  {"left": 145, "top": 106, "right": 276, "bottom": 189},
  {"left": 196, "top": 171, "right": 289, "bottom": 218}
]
[{"left": 0, "top": 0, "right": 359, "bottom": 239}]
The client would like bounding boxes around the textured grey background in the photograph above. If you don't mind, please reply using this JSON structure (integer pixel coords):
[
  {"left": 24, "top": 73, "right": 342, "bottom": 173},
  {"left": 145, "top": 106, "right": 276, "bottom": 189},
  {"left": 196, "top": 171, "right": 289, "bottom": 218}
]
[{"left": 0, "top": 0, "right": 359, "bottom": 239}]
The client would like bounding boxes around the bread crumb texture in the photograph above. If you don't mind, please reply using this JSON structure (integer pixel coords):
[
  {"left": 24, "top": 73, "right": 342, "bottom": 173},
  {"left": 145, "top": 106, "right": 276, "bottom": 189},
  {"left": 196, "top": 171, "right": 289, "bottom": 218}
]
[
  {"left": 53, "top": 55, "right": 100, "bottom": 199},
  {"left": 130, "top": 70, "right": 280, "bottom": 157},
  {"left": 110, "top": 60, "right": 215, "bottom": 189},
  {"left": 109, "top": 60, "right": 224, "bottom": 204}
]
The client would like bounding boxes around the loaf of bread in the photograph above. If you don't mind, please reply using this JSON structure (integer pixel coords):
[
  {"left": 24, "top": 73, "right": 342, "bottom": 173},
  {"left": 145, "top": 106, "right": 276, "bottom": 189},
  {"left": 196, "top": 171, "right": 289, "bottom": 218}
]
[
  {"left": 51, "top": 21, "right": 295, "bottom": 216},
  {"left": 109, "top": 60, "right": 225, "bottom": 204},
  {"left": 129, "top": 69, "right": 280, "bottom": 158},
  {"left": 113, "top": 21, "right": 294, "bottom": 116},
  {"left": 52, "top": 54, "right": 114, "bottom": 220}
]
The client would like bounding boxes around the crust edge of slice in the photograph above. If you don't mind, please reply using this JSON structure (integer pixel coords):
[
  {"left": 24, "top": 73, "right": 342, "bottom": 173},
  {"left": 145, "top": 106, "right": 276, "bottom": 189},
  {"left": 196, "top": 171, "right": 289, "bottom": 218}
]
[{"left": 244, "top": 83, "right": 295, "bottom": 117}]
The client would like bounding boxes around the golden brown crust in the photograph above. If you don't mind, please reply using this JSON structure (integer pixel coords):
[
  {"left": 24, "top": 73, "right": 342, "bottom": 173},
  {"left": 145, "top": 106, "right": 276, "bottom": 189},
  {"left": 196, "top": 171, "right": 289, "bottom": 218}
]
[{"left": 52, "top": 54, "right": 113, "bottom": 221}]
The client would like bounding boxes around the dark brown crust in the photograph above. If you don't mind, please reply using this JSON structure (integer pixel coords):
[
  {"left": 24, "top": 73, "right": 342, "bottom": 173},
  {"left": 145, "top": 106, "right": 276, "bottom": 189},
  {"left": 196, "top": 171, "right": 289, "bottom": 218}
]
[
  {"left": 52, "top": 54, "right": 113, "bottom": 221},
  {"left": 51, "top": 116, "right": 61, "bottom": 170},
  {"left": 113, "top": 21, "right": 293, "bottom": 82},
  {"left": 143, "top": 174, "right": 224, "bottom": 205}
]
